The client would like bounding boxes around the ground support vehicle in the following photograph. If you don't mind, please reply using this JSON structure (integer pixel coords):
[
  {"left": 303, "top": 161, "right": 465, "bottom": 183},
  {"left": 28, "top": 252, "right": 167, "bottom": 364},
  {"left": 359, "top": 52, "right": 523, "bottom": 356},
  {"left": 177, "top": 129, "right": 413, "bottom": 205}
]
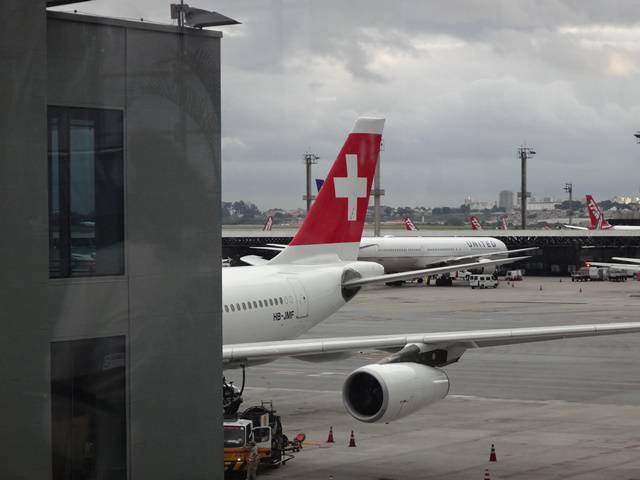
[
  {"left": 571, "top": 268, "right": 591, "bottom": 282},
  {"left": 469, "top": 274, "right": 498, "bottom": 289},
  {"left": 224, "top": 399, "right": 298, "bottom": 477},
  {"left": 506, "top": 269, "right": 523, "bottom": 281},
  {"left": 608, "top": 269, "right": 627, "bottom": 282}
]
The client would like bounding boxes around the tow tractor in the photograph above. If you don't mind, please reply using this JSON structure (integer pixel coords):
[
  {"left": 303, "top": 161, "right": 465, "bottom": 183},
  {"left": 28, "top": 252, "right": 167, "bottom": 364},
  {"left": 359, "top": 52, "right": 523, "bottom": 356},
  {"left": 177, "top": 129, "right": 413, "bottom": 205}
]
[{"left": 223, "top": 370, "right": 303, "bottom": 477}]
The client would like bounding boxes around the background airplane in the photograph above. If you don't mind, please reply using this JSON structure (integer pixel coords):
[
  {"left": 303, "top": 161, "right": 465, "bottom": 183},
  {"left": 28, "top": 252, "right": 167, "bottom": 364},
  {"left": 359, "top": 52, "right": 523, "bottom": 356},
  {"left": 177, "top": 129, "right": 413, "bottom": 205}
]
[
  {"left": 565, "top": 195, "right": 640, "bottom": 231},
  {"left": 404, "top": 217, "right": 418, "bottom": 231},
  {"left": 470, "top": 216, "right": 482, "bottom": 230},
  {"left": 262, "top": 215, "right": 273, "bottom": 231},
  {"left": 223, "top": 117, "right": 640, "bottom": 425}
]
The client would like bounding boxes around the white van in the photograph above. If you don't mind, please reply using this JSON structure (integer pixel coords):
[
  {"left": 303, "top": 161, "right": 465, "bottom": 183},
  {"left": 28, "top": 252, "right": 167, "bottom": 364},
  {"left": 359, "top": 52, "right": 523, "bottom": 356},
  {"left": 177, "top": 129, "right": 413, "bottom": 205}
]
[{"left": 469, "top": 274, "right": 498, "bottom": 289}]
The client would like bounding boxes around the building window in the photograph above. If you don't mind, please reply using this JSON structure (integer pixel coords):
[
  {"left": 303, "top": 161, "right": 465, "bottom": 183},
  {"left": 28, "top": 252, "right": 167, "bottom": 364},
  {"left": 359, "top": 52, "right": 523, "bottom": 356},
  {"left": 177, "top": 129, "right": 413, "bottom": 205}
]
[
  {"left": 48, "top": 106, "right": 124, "bottom": 278},
  {"left": 51, "top": 336, "right": 126, "bottom": 480}
]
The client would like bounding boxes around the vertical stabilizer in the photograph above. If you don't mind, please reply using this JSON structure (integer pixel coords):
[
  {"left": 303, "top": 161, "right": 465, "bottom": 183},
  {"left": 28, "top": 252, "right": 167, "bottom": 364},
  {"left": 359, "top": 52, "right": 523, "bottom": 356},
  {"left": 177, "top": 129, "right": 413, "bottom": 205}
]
[
  {"left": 585, "top": 195, "right": 612, "bottom": 229},
  {"left": 269, "top": 117, "right": 385, "bottom": 264}
]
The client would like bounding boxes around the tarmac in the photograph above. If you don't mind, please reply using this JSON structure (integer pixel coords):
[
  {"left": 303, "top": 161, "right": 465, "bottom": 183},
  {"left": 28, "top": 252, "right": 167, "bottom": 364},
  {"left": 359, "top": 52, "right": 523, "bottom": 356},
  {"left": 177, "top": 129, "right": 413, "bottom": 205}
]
[{"left": 234, "top": 276, "right": 640, "bottom": 479}]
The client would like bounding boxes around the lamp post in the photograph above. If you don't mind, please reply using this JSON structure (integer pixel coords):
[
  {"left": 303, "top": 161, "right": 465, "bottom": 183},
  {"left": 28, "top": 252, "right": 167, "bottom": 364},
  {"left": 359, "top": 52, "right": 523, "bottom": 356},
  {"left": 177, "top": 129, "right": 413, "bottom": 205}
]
[
  {"left": 517, "top": 145, "right": 536, "bottom": 229},
  {"left": 302, "top": 153, "right": 319, "bottom": 212},
  {"left": 564, "top": 182, "right": 573, "bottom": 225}
]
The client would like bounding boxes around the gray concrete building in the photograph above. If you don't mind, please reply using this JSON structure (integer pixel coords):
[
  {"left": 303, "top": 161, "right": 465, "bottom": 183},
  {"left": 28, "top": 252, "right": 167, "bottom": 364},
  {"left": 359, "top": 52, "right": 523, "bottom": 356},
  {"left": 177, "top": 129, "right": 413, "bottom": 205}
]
[
  {"left": 1, "top": 2, "right": 222, "bottom": 479},
  {"left": 499, "top": 189, "right": 514, "bottom": 213}
]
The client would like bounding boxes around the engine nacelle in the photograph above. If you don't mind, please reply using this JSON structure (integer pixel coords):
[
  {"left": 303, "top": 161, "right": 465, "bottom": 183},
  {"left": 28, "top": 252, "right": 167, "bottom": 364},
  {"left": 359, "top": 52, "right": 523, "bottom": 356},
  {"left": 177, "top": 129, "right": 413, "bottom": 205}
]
[
  {"left": 341, "top": 261, "right": 385, "bottom": 301},
  {"left": 342, "top": 363, "right": 449, "bottom": 423},
  {"left": 469, "top": 258, "right": 499, "bottom": 275}
]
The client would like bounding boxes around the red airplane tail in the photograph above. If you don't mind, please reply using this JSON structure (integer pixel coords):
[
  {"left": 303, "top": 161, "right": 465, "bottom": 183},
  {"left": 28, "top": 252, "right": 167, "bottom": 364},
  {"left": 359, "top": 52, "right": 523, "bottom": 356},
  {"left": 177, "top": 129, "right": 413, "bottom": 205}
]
[
  {"left": 270, "top": 117, "right": 385, "bottom": 264},
  {"left": 585, "top": 195, "right": 612, "bottom": 230},
  {"left": 470, "top": 216, "right": 482, "bottom": 230},
  {"left": 263, "top": 215, "right": 273, "bottom": 231},
  {"left": 404, "top": 217, "right": 418, "bottom": 231}
]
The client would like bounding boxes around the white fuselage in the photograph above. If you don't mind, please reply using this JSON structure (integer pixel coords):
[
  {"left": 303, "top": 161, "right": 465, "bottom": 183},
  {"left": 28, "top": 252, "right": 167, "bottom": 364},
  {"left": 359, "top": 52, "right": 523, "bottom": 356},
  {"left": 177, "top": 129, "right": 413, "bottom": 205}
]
[
  {"left": 358, "top": 236, "right": 507, "bottom": 273},
  {"left": 222, "top": 260, "right": 383, "bottom": 345}
]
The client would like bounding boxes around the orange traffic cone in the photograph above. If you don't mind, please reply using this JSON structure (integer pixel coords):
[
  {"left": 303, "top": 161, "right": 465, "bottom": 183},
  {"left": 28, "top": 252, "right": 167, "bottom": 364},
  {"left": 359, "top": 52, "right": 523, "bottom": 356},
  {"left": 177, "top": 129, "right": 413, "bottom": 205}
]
[
  {"left": 348, "top": 430, "right": 356, "bottom": 447},
  {"left": 489, "top": 444, "right": 497, "bottom": 462},
  {"left": 483, "top": 468, "right": 491, "bottom": 479},
  {"left": 326, "top": 426, "right": 334, "bottom": 443}
]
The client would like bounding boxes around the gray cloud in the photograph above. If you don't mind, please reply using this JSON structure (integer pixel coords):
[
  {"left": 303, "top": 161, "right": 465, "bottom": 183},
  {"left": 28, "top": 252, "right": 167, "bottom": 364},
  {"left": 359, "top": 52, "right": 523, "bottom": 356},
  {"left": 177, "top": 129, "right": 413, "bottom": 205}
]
[{"left": 51, "top": 0, "right": 640, "bottom": 208}]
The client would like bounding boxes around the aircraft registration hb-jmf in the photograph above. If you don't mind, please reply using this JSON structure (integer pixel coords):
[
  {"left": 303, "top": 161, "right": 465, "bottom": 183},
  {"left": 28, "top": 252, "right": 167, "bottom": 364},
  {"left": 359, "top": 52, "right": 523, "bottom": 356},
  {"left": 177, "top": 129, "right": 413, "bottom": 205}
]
[{"left": 223, "top": 117, "right": 640, "bottom": 424}]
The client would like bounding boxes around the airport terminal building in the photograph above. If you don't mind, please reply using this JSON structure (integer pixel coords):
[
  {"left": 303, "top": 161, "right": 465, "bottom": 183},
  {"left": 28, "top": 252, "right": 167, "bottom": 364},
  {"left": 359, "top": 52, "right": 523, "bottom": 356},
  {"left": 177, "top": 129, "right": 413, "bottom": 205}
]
[{"left": 1, "top": 2, "right": 222, "bottom": 479}]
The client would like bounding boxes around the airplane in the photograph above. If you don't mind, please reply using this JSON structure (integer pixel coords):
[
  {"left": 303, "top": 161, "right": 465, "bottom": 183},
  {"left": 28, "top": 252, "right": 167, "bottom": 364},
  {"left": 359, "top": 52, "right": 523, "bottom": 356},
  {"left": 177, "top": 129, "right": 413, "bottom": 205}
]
[
  {"left": 223, "top": 117, "right": 640, "bottom": 425},
  {"left": 404, "top": 217, "right": 418, "bottom": 231},
  {"left": 263, "top": 215, "right": 273, "bottom": 231},
  {"left": 588, "top": 257, "right": 640, "bottom": 273},
  {"left": 500, "top": 215, "right": 508, "bottom": 230},
  {"left": 565, "top": 195, "right": 640, "bottom": 231},
  {"left": 470, "top": 216, "right": 482, "bottom": 230}
]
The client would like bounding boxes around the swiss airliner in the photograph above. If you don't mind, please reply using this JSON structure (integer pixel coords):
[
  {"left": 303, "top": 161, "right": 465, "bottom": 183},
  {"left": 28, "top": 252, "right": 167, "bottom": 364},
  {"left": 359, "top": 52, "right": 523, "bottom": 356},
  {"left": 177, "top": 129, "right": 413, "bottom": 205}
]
[{"left": 223, "top": 117, "right": 640, "bottom": 424}]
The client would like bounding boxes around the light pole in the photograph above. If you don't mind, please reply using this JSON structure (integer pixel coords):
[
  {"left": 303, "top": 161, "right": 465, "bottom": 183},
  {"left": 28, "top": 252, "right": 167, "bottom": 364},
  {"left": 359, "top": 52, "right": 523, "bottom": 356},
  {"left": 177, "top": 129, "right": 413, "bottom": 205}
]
[
  {"left": 564, "top": 182, "right": 573, "bottom": 225},
  {"left": 517, "top": 145, "right": 536, "bottom": 229},
  {"left": 302, "top": 152, "right": 319, "bottom": 212}
]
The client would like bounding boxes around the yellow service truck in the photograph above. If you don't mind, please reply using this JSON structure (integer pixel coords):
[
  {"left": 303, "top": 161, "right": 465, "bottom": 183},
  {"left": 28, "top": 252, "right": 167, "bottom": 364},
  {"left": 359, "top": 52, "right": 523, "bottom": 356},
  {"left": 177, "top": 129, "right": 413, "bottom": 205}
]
[{"left": 223, "top": 403, "right": 290, "bottom": 477}]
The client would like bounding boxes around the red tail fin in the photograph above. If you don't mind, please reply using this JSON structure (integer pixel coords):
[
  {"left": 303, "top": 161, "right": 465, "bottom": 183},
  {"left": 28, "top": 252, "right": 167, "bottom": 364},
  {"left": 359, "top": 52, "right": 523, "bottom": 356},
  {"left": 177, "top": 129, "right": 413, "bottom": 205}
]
[
  {"left": 270, "top": 117, "right": 384, "bottom": 264},
  {"left": 585, "top": 195, "right": 612, "bottom": 229},
  {"left": 500, "top": 215, "right": 508, "bottom": 230},
  {"left": 404, "top": 217, "right": 418, "bottom": 231},
  {"left": 263, "top": 215, "right": 273, "bottom": 231},
  {"left": 470, "top": 216, "right": 482, "bottom": 230}
]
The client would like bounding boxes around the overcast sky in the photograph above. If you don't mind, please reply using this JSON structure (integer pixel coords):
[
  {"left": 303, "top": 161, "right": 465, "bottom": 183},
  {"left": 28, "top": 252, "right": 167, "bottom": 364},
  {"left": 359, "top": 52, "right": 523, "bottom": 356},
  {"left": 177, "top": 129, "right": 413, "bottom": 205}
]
[{"left": 54, "top": 1, "right": 640, "bottom": 209}]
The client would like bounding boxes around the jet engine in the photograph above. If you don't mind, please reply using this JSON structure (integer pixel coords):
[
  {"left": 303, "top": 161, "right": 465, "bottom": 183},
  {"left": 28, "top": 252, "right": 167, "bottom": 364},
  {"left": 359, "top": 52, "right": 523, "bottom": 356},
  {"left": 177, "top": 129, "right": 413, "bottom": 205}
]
[
  {"left": 341, "top": 261, "right": 385, "bottom": 301},
  {"left": 468, "top": 257, "right": 502, "bottom": 274},
  {"left": 342, "top": 363, "right": 449, "bottom": 423}
]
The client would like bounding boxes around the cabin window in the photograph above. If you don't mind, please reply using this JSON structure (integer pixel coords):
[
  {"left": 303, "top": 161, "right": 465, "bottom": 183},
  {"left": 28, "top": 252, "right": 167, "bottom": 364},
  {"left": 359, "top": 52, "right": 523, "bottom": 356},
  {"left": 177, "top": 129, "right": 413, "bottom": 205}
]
[
  {"left": 236, "top": 303, "right": 241, "bottom": 311},
  {"left": 224, "top": 305, "right": 229, "bottom": 313},
  {"left": 278, "top": 297, "right": 283, "bottom": 304},
  {"left": 230, "top": 304, "right": 235, "bottom": 312},
  {"left": 252, "top": 301, "right": 258, "bottom": 308},
  {"left": 247, "top": 302, "right": 252, "bottom": 310},
  {"left": 258, "top": 300, "right": 263, "bottom": 308},
  {"left": 242, "top": 302, "right": 246, "bottom": 310},
  {"left": 269, "top": 299, "right": 274, "bottom": 306}
]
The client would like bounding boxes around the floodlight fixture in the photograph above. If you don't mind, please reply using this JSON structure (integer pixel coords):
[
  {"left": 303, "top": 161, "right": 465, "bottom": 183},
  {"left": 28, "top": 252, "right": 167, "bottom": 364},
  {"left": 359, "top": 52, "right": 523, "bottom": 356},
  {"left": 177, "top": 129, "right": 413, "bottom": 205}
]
[
  {"left": 170, "top": 2, "right": 240, "bottom": 29},
  {"left": 635, "top": 131, "right": 640, "bottom": 143}
]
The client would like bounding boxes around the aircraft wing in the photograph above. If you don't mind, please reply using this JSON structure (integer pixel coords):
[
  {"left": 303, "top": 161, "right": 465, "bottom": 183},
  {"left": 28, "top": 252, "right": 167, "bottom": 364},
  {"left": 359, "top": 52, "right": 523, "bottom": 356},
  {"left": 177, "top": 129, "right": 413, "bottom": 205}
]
[
  {"left": 223, "top": 322, "right": 640, "bottom": 364},
  {"left": 240, "top": 255, "right": 269, "bottom": 266},
  {"left": 612, "top": 257, "right": 640, "bottom": 265},
  {"left": 342, "top": 256, "right": 530, "bottom": 287},
  {"left": 587, "top": 262, "right": 640, "bottom": 272},
  {"left": 563, "top": 225, "right": 589, "bottom": 230},
  {"left": 437, "top": 247, "right": 538, "bottom": 265}
]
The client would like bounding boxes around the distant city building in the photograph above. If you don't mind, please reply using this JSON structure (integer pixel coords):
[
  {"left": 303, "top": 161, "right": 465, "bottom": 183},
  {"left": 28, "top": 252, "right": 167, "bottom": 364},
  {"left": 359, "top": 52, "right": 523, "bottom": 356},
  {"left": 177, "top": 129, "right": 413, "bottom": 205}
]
[
  {"left": 499, "top": 190, "right": 514, "bottom": 213},
  {"left": 613, "top": 195, "right": 640, "bottom": 205},
  {"left": 464, "top": 196, "right": 493, "bottom": 211},
  {"left": 528, "top": 196, "right": 560, "bottom": 211}
]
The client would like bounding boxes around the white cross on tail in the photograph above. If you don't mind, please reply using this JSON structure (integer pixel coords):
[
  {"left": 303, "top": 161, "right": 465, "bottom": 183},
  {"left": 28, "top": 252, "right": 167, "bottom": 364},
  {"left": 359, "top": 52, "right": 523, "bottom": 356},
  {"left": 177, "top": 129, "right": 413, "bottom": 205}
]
[{"left": 333, "top": 154, "right": 367, "bottom": 221}]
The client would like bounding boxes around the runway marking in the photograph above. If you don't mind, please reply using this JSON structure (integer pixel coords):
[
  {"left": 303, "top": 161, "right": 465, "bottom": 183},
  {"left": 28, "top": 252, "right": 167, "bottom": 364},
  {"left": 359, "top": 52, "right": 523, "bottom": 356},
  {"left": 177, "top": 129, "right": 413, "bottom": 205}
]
[{"left": 307, "top": 371, "right": 342, "bottom": 377}]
